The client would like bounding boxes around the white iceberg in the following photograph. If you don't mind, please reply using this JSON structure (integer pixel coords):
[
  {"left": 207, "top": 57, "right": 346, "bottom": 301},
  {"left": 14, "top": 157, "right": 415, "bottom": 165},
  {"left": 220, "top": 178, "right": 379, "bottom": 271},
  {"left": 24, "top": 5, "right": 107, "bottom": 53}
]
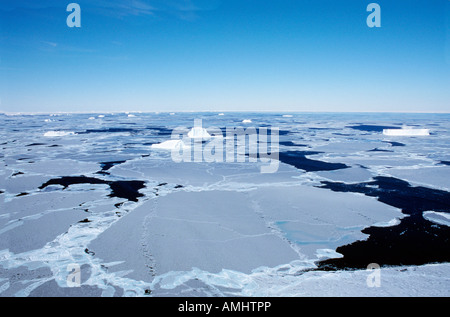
[
  {"left": 383, "top": 127, "right": 430, "bottom": 136},
  {"left": 242, "top": 119, "right": 252, "bottom": 123},
  {"left": 187, "top": 126, "right": 211, "bottom": 139}
]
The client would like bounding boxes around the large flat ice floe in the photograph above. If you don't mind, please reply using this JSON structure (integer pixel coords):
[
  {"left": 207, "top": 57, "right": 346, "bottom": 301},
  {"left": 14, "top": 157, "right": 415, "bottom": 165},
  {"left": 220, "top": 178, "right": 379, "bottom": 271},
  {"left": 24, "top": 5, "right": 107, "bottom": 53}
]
[{"left": 86, "top": 183, "right": 405, "bottom": 295}]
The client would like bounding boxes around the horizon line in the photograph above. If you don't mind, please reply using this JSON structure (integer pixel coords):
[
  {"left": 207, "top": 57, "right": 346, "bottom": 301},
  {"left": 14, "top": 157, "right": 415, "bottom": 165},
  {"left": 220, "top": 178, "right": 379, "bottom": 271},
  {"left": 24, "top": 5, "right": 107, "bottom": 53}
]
[{"left": 1, "top": 110, "right": 450, "bottom": 115}]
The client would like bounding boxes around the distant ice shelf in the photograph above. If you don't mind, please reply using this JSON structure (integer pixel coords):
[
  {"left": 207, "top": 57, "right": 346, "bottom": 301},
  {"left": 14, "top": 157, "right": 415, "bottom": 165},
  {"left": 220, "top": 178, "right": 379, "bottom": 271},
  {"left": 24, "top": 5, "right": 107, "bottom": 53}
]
[{"left": 382, "top": 128, "right": 430, "bottom": 136}]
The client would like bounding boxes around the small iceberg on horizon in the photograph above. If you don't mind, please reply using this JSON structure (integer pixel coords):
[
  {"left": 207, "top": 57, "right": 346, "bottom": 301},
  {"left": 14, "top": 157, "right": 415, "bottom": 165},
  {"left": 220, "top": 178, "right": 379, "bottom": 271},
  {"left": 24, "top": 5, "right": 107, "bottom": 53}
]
[
  {"left": 242, "top": 119, "right": 252, "bottom": 123},
  {"left": 383, "top": 126, "right": 430, "bottom": 136},
  {"left": 187, "top": 126, "right": 211, "bottom": 139}
]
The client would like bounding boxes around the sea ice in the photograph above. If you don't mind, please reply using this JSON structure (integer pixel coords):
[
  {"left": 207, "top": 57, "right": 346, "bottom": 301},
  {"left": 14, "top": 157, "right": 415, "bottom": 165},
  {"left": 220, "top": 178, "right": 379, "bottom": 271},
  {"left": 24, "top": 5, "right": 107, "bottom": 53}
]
[
  {"left": 315, "top": 166, "right": 374, "bottom": 183},
  {"left": 383, "top": 166, "right": 450, "bottom": 191},
  {"left": 423, "top": 211, "right": 450, "bottom": 227},
  {"left": 8, "top": 159, "right": 99, "bottom": 177},
  {"left": 89, "top": 190, "right": 301, "bottom": 279},
  {"left": 383, "top": 128, "right": 430, "bottom": 136},
  {"left": 1, "top": 112, "right": 449, "bottom": 297}
]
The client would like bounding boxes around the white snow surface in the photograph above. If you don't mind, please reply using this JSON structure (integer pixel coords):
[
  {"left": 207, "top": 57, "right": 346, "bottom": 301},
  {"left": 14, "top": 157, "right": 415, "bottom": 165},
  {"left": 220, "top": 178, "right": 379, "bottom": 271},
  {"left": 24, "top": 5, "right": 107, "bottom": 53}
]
[{"left": 151, "top": 139, "right": 189, "bottom": 150}]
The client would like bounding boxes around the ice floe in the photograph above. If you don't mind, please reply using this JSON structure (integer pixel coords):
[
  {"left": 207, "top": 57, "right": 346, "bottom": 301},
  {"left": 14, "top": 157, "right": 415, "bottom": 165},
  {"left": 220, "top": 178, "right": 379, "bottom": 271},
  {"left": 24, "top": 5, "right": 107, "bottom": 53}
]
[
  {"left": 1, "top": 112, "right": 449, "bottom": 297},
  {"left": 151, "top": 139, "right": 189, "bottom": 150},
  {"left": 423, "top": 211, "right": 450, "bottom": 227}
]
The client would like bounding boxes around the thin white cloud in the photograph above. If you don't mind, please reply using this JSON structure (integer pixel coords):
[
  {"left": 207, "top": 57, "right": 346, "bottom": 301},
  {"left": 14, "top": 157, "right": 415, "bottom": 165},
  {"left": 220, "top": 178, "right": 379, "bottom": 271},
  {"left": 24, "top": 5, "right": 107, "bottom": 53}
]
[
  {"left": 89, "top": 0, "right": 220, "bottom": 18},
  {"left": 0, "top": 0, "right": 220, "bottom": 19},
  {"left": 42, "top": 41, "right": 57, "bottom": 47}
]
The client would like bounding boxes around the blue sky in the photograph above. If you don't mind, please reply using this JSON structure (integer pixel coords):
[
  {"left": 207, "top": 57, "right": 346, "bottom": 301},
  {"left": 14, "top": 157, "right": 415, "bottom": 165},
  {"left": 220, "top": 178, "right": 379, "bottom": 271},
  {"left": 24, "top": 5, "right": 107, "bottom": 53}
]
[{"left": 0, "top": 0, "right": 449, "bottom": 113}]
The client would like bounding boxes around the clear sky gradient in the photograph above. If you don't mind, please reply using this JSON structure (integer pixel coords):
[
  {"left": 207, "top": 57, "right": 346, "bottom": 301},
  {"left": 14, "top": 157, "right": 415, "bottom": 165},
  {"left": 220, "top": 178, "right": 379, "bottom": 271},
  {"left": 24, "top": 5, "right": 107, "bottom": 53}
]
[{"left": 0, "top": 0, "right": 449, "bottom": 113}]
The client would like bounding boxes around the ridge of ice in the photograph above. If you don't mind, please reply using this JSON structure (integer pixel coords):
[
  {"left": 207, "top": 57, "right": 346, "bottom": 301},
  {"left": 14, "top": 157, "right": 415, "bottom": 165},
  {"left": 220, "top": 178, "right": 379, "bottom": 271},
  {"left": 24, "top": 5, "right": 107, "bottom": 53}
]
[{"left": 43, "top": 131, "right": 75, "bottom": 137}]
